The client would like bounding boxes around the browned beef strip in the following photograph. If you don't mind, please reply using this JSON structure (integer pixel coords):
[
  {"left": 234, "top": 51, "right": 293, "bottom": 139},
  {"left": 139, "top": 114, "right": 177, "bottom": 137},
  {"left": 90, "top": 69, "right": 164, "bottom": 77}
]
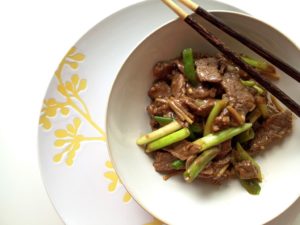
[
  {"left": 195, "top": 57, "right": 222, "bottom": 83},
  {"left": 153, "top": 151, "right": 178, "bottom": 174},
  {"left": 217, "top": 53, "right": 249, "bottom": 79},
  {"left": 182, "top": 97, "right": 216, "bottom": 117},
  {"left": 171, "top": 73, "right": 186, "bottom": 97},
  {"left": 166, "top": 140, "right": 199, "bottom": 160},
  {"left": 147, "top": 99, "right": 170, "bottom": 116},
  {"left": 222, "top": 72, "right": 255, "bottom": 115},
  {"left": 215, "top": 140, "right": 232, "bottom": 160},
  {"left": 186, "top": 83, "right": 217, "bottom": 99},
  {"left": 212, "top": 72, "right": 256, "bottom": 131},
  {"left": 148, "top": 81, "right": 171, "bottom": 99},
  {"left": 248, "top": 111, "right": 292, "bottom": 155},
  {"left": 153, "top": 61, "right": 175, "bottom": 79},
  {"left": 199, "top": 169, "right": 234, "bottom": 184},
  {"left": 234, "top": 160, "right": 259, "bottom": 180},
  {"left": 198, "top": 156, "right": 233, "bottom": 184}
]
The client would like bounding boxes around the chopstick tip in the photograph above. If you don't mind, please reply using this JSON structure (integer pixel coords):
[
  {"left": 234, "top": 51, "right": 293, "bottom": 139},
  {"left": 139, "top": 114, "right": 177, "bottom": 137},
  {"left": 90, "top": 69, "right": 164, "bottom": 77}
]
[
  {"left": 161, "top": 0, "right": 188, "bottom": 19},
  {"left": 178, "top": 0, "right": 199, "bottom": 11}
]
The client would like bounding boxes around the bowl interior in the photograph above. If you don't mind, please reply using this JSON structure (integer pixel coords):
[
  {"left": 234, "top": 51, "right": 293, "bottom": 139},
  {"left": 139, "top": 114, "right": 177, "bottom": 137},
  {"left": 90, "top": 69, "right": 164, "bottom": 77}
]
[{"left": 106, "top": 11, "right": 300, "bottom": 225}]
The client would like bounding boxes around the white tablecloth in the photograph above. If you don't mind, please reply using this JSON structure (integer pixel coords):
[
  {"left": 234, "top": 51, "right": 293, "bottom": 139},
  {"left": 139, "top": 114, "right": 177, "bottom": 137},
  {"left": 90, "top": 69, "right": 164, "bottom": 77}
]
[{"left": 0, "top": 0, "right": 299, "bottom": 224}]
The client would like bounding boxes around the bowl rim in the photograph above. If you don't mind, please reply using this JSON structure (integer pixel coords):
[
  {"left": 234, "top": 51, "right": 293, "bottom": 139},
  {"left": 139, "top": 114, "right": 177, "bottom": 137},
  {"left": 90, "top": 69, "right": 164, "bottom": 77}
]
[{"left": 106, "top": 10, "right": 300, "bottom": 225}]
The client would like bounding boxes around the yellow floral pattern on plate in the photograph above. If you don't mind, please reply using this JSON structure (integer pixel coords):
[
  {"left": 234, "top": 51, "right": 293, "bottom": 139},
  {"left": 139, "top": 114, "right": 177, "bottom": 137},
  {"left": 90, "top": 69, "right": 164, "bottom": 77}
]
[
  {"left": 104, "top": 161, "right": 132, "bottom": 203},
  {"left": 53, "top": 117, "right": 104, "bottom": 165},
  {"left": 40, "top": 47, "right": 163, "bottom": 223},
  {"left": 39, "top": 47, "right": 131, "bottom": 203},
  {"left": 39, "top": 47, "right": 106, "bottom": 165}
]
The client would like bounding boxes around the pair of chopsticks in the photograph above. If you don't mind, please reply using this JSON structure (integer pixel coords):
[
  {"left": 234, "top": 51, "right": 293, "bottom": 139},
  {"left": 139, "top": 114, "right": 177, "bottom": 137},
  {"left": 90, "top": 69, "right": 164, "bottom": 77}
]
[{"left": 162, "top": 0, "right": 300, "bottom": 117}]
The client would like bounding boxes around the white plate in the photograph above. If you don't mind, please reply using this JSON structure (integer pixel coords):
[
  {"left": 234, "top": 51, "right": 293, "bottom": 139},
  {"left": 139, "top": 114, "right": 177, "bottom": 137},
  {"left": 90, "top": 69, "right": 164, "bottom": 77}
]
[{"left": 38, "top": 1, "right": 299, "bottom": 225}]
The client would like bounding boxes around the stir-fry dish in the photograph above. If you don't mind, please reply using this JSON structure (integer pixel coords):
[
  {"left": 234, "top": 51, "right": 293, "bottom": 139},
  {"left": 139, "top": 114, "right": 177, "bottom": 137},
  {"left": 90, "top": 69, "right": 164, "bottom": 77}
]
[{"left": 136, "top": 48, "right": 293, "bottom": 195}]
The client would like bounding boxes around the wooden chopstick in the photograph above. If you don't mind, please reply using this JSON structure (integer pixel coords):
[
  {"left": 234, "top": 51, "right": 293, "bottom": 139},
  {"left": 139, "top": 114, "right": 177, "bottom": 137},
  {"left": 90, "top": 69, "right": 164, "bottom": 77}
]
[
  {"left": 161, "top": 0, "right": 300, "bottom": 117},
  {"left": 179, "top": 0, "right": 300, "bottom": 83}
]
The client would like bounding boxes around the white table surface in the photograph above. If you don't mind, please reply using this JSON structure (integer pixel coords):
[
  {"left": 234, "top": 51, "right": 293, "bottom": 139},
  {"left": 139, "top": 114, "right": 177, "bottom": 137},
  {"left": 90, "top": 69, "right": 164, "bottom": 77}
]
[{"left": 0, "top": 0, "right": 299, "bottom": 224}]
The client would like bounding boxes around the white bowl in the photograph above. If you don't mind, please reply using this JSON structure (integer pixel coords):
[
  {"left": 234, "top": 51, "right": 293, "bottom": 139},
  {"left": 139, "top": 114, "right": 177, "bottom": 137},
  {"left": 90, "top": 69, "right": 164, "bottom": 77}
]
[{"left": 106, "top": 11, "right": 300, "bottom": 225}]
